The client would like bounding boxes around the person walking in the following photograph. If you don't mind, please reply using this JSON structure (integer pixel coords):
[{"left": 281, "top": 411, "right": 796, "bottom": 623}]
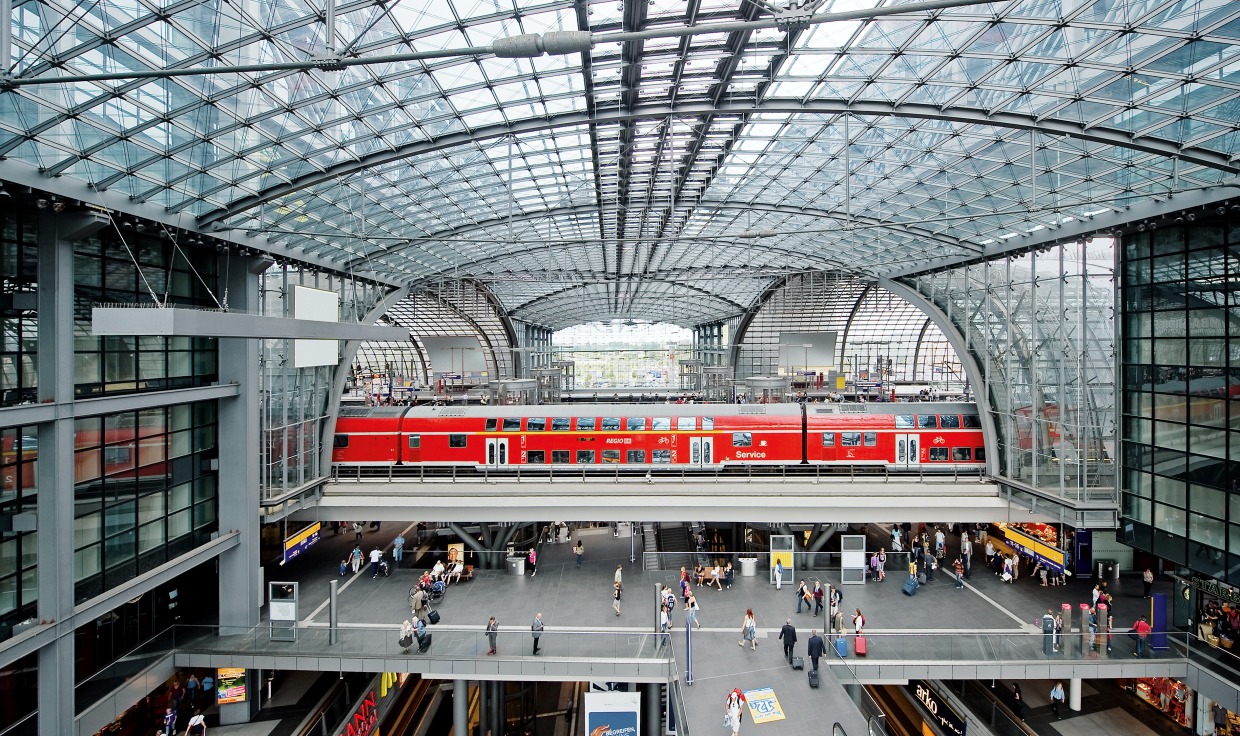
[
  {"left": 961, "top": 536, "right": 973, "bottom": 578},
  {"left": 875, "top": 549, "right": 886, "bottom": 582},
  {"left": 613, "top": 581, "right": 623, "bottom": 616},
  {"left": 393, "top": 533, "right": 405, "bottom": 565},
  {"left": 725, "top": 691, "right": 743, "bottom": 736},
  {"left": 353, "top": 522, "right": 363, "bottom": 541},
  {"left": 779, "top": 619, "right": 798, "bottom": 662},
  {"left": 1011, "top": 683, "right": 1024, "bottom": 722},
  {"left": 684, "top": 590, "right": 700, "bottom": 629},
  {"left": 614, "top": 564, "right": 623, "bottom": 591},
  {"left": 852, "top": 608, "right": 865, "bottom": 636},
  {"left": 527, "top": 548, "right": 537, "bottom": 577},
  {"left": 1133, "top": 614, "right": 1152, "bottom": 657},
  {"left": 1049, "top": 682, "right": 1065, "bottom": 719},
  {"left": 807, "top": 630, "right": 825, "bottom": 671},
  {"left": 369, "top": 547, "right": 383, "bottom": 578},
  {"left": 659, "top": 603, "right": 671, "bottom": 645},
  {"left": 350, "top": 545, "right": 363, "bottom": 574},
  {"left": 162, "top": 707, "right": 176, "bottom": 735},
  {"left": 185, "top": 709, "right": 207, "bottom": 735},
  {"left": 486, "top": 617, "right": 498, "bottom": 655},
  {"left": 795, "top": 579, "right": 810, "bottom": 614},
  {"left": 953, "top": 557, "right": 965, "bottom": 589},
  {"left": 813, "top": 581, "right": 825, "bottom": 617},
  {"left": 739, "top": 609, "right": 757, "bottom": 650},
  {"left": 574, "top": 541, "right": 584, "bottom": 568},
  {"left": 774, "top": 559, "right": 784, "bottom": 590},
  {"left": 531, "top": 612, "right": 544, "bottom": 655},
  {"left": 1143, "top": 568, "right": 1155, "bottom": 598}
]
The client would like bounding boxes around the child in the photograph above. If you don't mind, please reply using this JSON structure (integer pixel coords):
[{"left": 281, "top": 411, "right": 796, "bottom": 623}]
[{"left": 339, "top": 559, "right": 347, "bottom": 576}]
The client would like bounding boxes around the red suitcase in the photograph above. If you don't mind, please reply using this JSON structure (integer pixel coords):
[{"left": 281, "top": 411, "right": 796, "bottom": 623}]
[{"left": 854, "top": 635, "right": 867, "bottom": 656}]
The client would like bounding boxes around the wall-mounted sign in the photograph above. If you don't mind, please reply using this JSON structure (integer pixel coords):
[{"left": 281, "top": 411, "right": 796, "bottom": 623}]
[
  {"left": 905, "top": 680, "right": 965, "bottom": 736},
  {"left": 216, "top": 668, "right": 246, "bottom": 704},
  {"left": 337, "top": 690, "right": 378, "bottom": 736},
  {"left": 283, "top": 522, "right": 321, "bottom": 564},
  {"left": 583, "top": 691, "right": 640, "bottom": 736},
  {"left": 1193, "top": 577, "right": 1240, "bottom": 605},
  {"left": 1001, "top": 526, "right": 1065, "bottom": 574}
]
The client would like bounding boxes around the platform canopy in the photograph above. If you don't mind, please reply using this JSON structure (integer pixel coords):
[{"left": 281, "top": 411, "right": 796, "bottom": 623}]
[{"left": 2, "top": 0, "right": 1238, "bottom": 327}]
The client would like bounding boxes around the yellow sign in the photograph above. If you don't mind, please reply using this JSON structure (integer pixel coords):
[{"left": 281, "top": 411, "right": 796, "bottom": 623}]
[
  {"left": 836, "top": 376, "right": 846, "bottom": 390},
  {"left": 743, "top": 688, "right": 786, "bottom": 724},
  {"left": 771, "top": 550, "right": 793, "bottom": 572}
]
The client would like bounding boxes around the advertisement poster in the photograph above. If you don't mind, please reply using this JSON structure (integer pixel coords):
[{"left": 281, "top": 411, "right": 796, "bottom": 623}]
[
  {"left": 743, "top": 687, "right": 786, "bottom": 724},
  {"left": 216, "top": 668, "right": 247, "bottom": 704},
  {"left": 583, "top": 691, "right": 640, "bottom": 736}
]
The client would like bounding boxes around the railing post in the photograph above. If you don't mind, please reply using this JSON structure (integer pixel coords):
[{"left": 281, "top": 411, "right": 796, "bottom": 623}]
[
  {"left": 328, "top": 579, "right": 338, "bottom": 645},
  {"left": 685, "top": 617, "right": 694, "bottom": 686}
]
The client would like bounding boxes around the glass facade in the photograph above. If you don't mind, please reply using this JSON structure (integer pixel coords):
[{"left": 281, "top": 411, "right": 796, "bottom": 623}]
[
  {"left": 908, "top": 239, "right": 1118, "bottom": 503},
  {"left": 1120, "top": 214, "right": 1240, "bottom": 583}
]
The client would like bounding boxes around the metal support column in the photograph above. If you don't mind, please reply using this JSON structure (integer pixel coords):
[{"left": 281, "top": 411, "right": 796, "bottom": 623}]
[
  {"left": 475, "top": 680, "right": 487, "bottom": 736},
  {"left": 34, "top": 212, "right": 79, "bottom": 736},
  {"left": 644, "top": 682, "right": 661, "bottom": 736},
  {"left": 329, "top": 580, "right": 339, "bottom": 644},
  {"left": 454, "top": 680, "right": 468, "bottom": 736}
]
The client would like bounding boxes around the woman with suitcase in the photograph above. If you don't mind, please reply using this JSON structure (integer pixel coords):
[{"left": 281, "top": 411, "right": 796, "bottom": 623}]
[{"left": 398, "top": 620, "right": 415, "bottom": 653}]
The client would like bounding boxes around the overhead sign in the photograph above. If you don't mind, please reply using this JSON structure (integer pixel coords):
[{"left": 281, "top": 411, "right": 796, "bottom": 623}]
[
  {"left": 743, "top": 688, "right": 786, "bottom": 724},
  {"left": 217, "top": 668, "right": 246, "bottom": 704},
  {"left": 583, "top": 691, "right": 640, "bottom": 736},
  {"left": 906, "top": 680, "right": 966, "bottom": 736},
  {"left": 283, "top": 522, "right": 321, "bottom": 564}
]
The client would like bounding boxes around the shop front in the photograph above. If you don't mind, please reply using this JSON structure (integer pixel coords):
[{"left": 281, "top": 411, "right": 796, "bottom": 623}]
[{"left": 1130, "top": 677, "right": 1194, "bottom": 731}]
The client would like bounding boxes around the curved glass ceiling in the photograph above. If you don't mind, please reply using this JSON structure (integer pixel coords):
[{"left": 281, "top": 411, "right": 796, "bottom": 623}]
[{"left": 2, "top": 0, "right": 1238, "bottom": 328}]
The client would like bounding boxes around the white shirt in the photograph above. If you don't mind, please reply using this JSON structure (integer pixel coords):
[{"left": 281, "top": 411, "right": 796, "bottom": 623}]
[{"left": 369, "top": 549, "right": 382, "bottom": 563}]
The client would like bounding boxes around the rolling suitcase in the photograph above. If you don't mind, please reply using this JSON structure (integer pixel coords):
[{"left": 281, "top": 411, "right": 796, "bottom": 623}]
[
  {"left": 902, "top": 577, "right": 919, "bottom": 596},
  {"left": 808, "top": 669, "right": 820, "bottom": 688},
  {"left": 428, "top": 610, "right": 441, "bottom": 625},
  {"left": 416, "top": 632, "right": 432, "bottom": 653},
  {"left": 854, "top": 635, "right": 867, "bottom": 656},
  {"left": 791, "top": 656, "right": 805, "bottom": 670},
  {"left": 834, "top": 637, "right": 847, "bottom": 658},
  {"left": 918, "top": 572, "right": 927, "bottom": 585}
]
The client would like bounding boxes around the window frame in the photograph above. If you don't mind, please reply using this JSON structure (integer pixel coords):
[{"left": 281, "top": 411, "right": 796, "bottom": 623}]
[
  {"left": 732, "top": 432, "right": 753, "bottom": 447},
  {"left": 448, "top": 434, "right": 467, "bottom": 448}
]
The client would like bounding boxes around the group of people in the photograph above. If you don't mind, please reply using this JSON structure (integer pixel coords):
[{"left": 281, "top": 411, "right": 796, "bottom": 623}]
[
  {"left": 156, "top": 672, "right": 211, "bottom": 735},
  {"left": 691, "top": 560, "right": 735, "bottom": 590}
]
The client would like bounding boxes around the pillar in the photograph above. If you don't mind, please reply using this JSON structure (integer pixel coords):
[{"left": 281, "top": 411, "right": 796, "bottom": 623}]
[
  {"left": 490, "top": 681, "right": 503, "bottom": 736},
  {"left": 1069, "top": 678, "right": 1082, "bottom": 712},
  {"left": 34, "top": 212, "right": 80, "bottom": 736},
  {"left": 644, "top": 682, "right": 661, "bottom": 736},
  {"left": 454, "top": 680, "right": 468, "bottom": 736},
  {"left": 475, "top": 681, "right": 486, "bottom": 736}
]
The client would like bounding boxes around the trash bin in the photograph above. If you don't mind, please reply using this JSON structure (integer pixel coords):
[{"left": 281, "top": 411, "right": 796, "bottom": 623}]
[
  {"left": 1096, "top": 559, "right": 1116, "bottom": 580},
  {"left": 1108, "top": 560, "right": 1120, "bottom": 580},
  {"left": 739, "top": 558, "right": 758, "bottom": 577},
  {"left": 506, "top": 556, "right": 525, "bottom": 576}
]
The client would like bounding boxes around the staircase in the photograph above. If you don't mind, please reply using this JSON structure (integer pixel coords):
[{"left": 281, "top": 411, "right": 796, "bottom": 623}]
[
  {"left": 642, "top": 523, "right": 660, "bottom": 571},
  {"left": 655, "top": 524, "right": 695, "bottom": 573}
]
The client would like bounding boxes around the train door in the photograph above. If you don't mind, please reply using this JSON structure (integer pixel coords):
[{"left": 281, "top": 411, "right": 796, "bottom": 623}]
[
  {"left": 689, "top": 436, "right": 713, "bottom": 466},
  {"left": 895, "top": 434, "right": 919, "bottom": 468},
  {"left": 485, "top": 438, "right": 509, "bottom": 466}
]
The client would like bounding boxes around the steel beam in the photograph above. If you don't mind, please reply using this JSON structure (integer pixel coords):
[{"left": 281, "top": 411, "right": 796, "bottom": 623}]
[
  {"left": 92, "top": 306, "right": 411, "bottom": 341},
  {"left": 0, "top": 384, "right": 241, "bottom": 428}
]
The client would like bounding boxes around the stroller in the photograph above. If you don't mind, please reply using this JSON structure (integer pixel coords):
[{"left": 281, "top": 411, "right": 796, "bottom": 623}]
[
  {"left": 378, "top": 558, "right": 391, "bottom": 577},
  {"left": 428, "top": 580, "right": 446, "bottom": 602}
]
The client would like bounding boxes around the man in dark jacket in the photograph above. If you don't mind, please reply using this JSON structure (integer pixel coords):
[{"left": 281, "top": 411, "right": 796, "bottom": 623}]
[
  {"left": 779, "top": 619, "right": 798, "bottom": 662},
  {"left": 807, "top": 630, "right": 825, "bottom": 671}
]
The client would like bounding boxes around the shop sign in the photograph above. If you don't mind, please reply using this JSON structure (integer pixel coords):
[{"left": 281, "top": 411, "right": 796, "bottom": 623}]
[
  {"left": 338, "top": 690, "right": 378, "bottom": 736},
  {"left": 1192, "top": 577, "right": 1240, "bottom": 605},
  {"left": 583, "top": 691, "right": 640, "bottom": 736},
  {"left": 906, "top": 680, "right": 966, "bottom": 736}
]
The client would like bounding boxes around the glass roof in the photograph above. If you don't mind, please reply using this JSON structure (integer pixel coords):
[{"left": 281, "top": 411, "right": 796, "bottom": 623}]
[{"left": 3, "top": 0, "right": 1239, "bottom": 329}]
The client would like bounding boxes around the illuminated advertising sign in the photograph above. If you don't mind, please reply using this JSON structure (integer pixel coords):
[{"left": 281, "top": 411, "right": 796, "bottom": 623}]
[
  {"left": 906, "top": 680, "right": 966, "bottom": 736},
  {"left": 283, "top": 522, "right": 321, "bottom": 565},
  {"left": 216, "top": 668, "right": 246, "bottom": 704},
  {"left": 583, "top": 691, "right": 640, "bottom": 736},
  {"left": 1002, "top": 527, "right": 1065, "bottom": 574},
  {"left": 338, "top": 690, "right": 378, "bottom": 736}
]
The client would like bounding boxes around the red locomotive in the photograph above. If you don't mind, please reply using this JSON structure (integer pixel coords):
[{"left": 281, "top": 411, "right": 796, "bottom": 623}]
[{"left": 332, "top": 402, "right": 987, "bottom": 471}]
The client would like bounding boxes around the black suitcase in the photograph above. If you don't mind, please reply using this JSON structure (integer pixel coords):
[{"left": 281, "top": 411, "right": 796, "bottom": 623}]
[
  {"left": 902, "top": 577, "right": 919, "bottom": 596},
  {"left": 428, "top": 610, "right": 441, "bottom": 625},
  {"left": 398, "top": 634, "right": 413, "bottom": 650},
  {"left": 808, "top": 669, "right": 819, "bottom": 688},
  {"left": 791, "top": 656, "right": 805, "bottom": 670},
  {"left": 417, "top": 633, "right": 432, "bottom": 652}
]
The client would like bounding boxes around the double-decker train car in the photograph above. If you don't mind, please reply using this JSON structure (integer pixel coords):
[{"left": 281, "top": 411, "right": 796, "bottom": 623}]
[{"left": 331, "top": 401, "right": 987, "bottom": 472}]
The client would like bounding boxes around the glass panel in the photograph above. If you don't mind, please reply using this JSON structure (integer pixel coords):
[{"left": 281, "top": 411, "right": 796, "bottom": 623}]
[
  {"left": 576, "top": 417, "right": 596, "bottom": 431},
  {"left": 526, "top": 418, "right": 546, "bottom": 431},
  {"left": 677, "top": 417, "right": 696, "bottom": 430},
  {"left": 501, "top": 418, "right": 521, "bottom": 432}
]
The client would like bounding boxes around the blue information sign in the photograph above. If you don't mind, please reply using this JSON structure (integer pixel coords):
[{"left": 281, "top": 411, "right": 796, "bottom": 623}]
[{"left": 283, "top": 522, "right": 321, "bottom": 564}]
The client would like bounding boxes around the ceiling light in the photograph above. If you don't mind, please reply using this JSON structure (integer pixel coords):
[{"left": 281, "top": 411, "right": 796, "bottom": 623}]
[
  {"left": 36, "top": 197, "right": 48, "bottom": 210},
  {"left": 50, "top": 197, "right": 65, "bottom": 213},
  {"left": 0, "top": 185, "right": 9, "bottom": 198}
]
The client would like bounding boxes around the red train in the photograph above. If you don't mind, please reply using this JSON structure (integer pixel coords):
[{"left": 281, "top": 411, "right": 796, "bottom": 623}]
[{"left": 331, "top": 402, "right": 987, "bottom": 471}]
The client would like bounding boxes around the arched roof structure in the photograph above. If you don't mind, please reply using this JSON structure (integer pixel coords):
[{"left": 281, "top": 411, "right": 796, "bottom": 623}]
[{"left": 2, "top": 0, "right": 1237, "bottom": 327}]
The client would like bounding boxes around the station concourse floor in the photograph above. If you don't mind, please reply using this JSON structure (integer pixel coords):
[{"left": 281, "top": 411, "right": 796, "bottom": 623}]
[{"left": 253, "top": 521, "right": 1178, "bottom": 736}]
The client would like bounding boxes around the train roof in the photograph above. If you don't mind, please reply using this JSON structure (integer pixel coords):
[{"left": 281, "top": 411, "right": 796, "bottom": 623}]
[
  {"left": 401, "top": 401, "right": 976, "bottom": 419},
  {"left": 339, "top": 406, "right": 410, "bottom": 418}
]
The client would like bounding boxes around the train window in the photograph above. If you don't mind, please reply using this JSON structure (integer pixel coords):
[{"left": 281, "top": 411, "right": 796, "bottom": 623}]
[
  {"left": 527, "top": 450, "right": 546, "bottom": 464},
  {"left": 841, "top": 432, "right": 861, "bottom": 446},
  {"left": 895, "top": 415, "right": 915, "bottom": 428},
  {"left": 651, "top": 417, "right": 671, "bottom": 431},
  {"left": 627, "top": 417, "right": 647, "bottom": 431},
  {"left": 601, "top": 417, "right": 621, "bottom": 431},
  {"left": 407, "top": 435, "right": 420, "bottom": 449},
  {"left": 962, "top": 415, "right": 982, "bottom": 428},
  {"left": 703, "top": 417, "right": 714, "bottom": 430},
  {"left": 975, "top": 447, "right": 986, "bottom": 462},
  {"left": 626, "top": 450, "right": 646, "bottom": 463},
  {"left": 577, "top": 450, "right": 596, "bottom": 464},
  {"left": 449, "top": 434, "right": 467, "bottom": 448},
  {"left": 333, "top": 434, "right": 349, "bottom": 448},
  {"left": 917, "top": 415, "right": 938, "bottom": 428},
  {"left": 821, "top": 432, "right": 835, "bottom": 447},
  {"left": 952, "top": 447, "right": 972, "bottom": 461},
  {"left": 485, "top": 419, "right": 498, "bottom": 431},
  {"left": 940, "top": 415, "right": 961, "bottom": 429},
  {"left": 551, "top": 418, "right": 571, "bottom": 431},
  {"left": 928, "top": 447, "right": 949, "bottom": 461},
  {"left": 863, "top": 432, "right": 877, "bottom": 446},
  {"left": 577, "top": 417, "right": 596, "bottom": 431},
  {"left": 677, "top": 417, "right": 696, "bottom": 430},
  {"left": 502, "top": 418, "right": 521, "bottom": 432},
  {"left": 652, "top": 449, "right": 672, "bottom": 463},
  {"left": 602, "top": 450, "right": 621, "bottom": 463},
  {"left": 552, "top": 450, "right": 571, "bottom": 464},
  {"left": 527, "top": 418, "right": 546, "bottom": 431},
  {"left": 732, "top": 432, "right": 753, "bottom": 447}
]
